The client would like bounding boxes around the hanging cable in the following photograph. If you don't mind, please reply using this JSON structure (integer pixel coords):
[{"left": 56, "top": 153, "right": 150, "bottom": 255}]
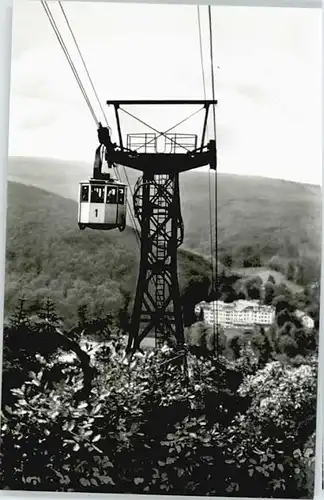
[
  {"left": 41, "top": 1, "right": 99, "bottom": 127},
  {"left": 197, "top": 5, "right": 218, "bottom": 359},
  {"left": 207, "top": 5, "right": 219, "bottom": 359},
  {"left": 58, "top": 1, "right": 110, "bottom": 131},
  {"left": 42, "top": 1, "right": 140, "bottom": 245},
  {"left": 197, "top": 6, "right": 215, "bottom": 306},
  {"left": 208, "top": 7, "right": 217, "bottom": 144},
  {"left": 135, "top": 106, "right": 204, "bottom": 152},
  {"left": 197, "top": 6, "right": 207, "bottom": 101},
  {"left": 57, "top": 2, "right": 141, "bottom": 245}
]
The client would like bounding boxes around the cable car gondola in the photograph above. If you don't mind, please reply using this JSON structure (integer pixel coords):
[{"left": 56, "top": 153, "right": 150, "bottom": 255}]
[
  {"left": 78, "top": 142, "right": 127, "bottom": 232},
  {"left": 78, "top": 178, "right": 127, "bottom": 231}
]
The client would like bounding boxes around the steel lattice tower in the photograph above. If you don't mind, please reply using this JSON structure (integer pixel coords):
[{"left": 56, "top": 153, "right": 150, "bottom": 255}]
[
  {"left": 97, "top": 100, "right": 217, "bottom": 353},
  {"left": 129, "top": 171, "right": 184, "bottom": 350}
]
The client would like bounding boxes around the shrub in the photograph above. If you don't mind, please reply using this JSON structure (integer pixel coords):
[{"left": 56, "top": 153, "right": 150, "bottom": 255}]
[{"left": 0, "top": 339, "right": 316, "bottom": 497}]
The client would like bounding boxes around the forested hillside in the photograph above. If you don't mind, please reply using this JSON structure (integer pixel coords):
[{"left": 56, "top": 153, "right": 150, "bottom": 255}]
[
  {"left": 181, "top": 172, "right": 321, "bottom": 267},
  {"left": 4, "top": 181, "right": 212, "bottom": 328},
  {"left": 8, "top": 156, "right": 322, "bottom": 279}
]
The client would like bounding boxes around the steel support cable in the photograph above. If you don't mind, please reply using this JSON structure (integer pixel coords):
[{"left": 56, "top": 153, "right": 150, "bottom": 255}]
[
  {"left": 208, "top": 5, "right": 219, "bottom": 359},
  {"left": 58, "top": 1, "right": 111, "bottom": 132},
  {"left": 119, "top": 108, "right": 195, "bottom": 154},
  {"left": 41, "top": 1, "right": 99, "bottom": 127},
  {"left": 197, "top": 6, "right": 216, "bottom": 314},
  {"left": 197, "top": 6, "right": 207, "bottom": 101},
  {"left": 57, "top": 1, "right": 140, "bottom": 244},
  {"left": 117, "top": 165, "right": 141, "bottom": 244},
  {"left": 133, "top": 106, "right": 204, "bottom": 152},
  {"left": 208, "top": 7, "right": 218, "bottom": 149},
  {"left": 100, "top": 147, "right": 141, "bottom": 246},
  {"left": 43, "top": 1, "right": 140, "bottom": 244}
]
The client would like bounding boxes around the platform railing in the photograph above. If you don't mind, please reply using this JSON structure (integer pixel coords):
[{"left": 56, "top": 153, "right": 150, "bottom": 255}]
[{"left": 126, "top": 133, "right": 197, "bottom": 153}]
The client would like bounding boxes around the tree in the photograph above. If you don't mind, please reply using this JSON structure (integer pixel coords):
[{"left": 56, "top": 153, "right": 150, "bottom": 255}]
[
  {"left": 4, "top": 297, "right": 95, "bottom": 404},
  {"left": 181, "top": 276, "right": 211, "bottom": 327},
  {"left": 208, "top": 325, "right": 226, "bottom": 355},
  {"left": 267, "top": 274, "right": 276, "bottom": 284},
  {"left": 273, "top": 295, "right": 293, "bottom": 316},
  {"left": 221, "top": 252, "right": 233, "bottom": 269},
  {"left": 220, "top": 284, "right": 237, "bottom": 302},
  {"left": 264, "top": 282, "right": 276, "bottom": 305},
  {"left": 228, "top": 335, "right": 242, "bottom": 359},
  {"left": 295, "top": 262, "right": 307, "bottom": 287},
  {"left": 9, "top": 296, "right": 30, "bottom": 330},
  {"left": 276, "top": 309, "right": 294, "bottom": 328},
  {"left": 37, "top": 297, "right": 60, "bottom": 330},
  {"left": 234, "top": 245, "right": 261, "bottom": 269},
  {"left": 277, "top": 334, "right": 298, "bottom": 358},
  {"left": 186, "top": 322, "right": 226, "bottom": 356},
  {"left": 243, "top": 277, "right": 262, "bottom": 301},
  {"left": 286, "top": 261, "right": 296, "bottom": 281},
  {"left": 251, "top": 329, "right": 273, "bottom": 366},
  {"left": 295, "top": 257, "right": 320, "bottom": 287},
  {"left": 77, "top": 304, "right": 88, "bottom": 329},
  {"left": 268, "top": 256, "right": 285, "bottom": 274},
  {"left": 248, "top": 285, "right": 261, "bottom": 300},
  {"left": 242, "top": 254, "right": 261, "bottom": 268},
  {"left": 226, "top": 357, "right": 317, "bottom": 497},
  {"left": 294, "top": 327, "right": 317, "bottom": 355},
  {"left": 275, "top": 283, "right": 294, "bottom": 304}
]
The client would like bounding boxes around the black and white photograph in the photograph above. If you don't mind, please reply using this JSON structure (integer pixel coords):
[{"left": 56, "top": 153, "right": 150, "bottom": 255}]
[{"left": 0, "top": 0, "right": 322, "bottom": 497}]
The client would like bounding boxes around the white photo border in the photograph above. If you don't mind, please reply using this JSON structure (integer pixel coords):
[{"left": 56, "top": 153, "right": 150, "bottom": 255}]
[{"left": 0, "top": 0, "right": 322, "bottom": 499}]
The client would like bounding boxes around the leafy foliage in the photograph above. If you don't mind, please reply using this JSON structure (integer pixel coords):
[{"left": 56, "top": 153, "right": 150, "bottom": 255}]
[{"left": 0, "top": 318, "right": 317, "bottom": 497}]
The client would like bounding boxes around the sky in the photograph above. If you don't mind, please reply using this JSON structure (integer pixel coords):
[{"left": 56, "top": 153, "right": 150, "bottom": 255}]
[{"left": 8, "top": 1, "right": 322, "bottom": 184}]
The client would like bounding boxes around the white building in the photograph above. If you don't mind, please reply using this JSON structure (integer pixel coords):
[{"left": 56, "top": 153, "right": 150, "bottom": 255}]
[
  {"left": 195, "top": 300, "right": 315, "bottom": 330},
  {"left": 195, "top": 300, "right": 275, "bottom": 328},
  {"left": 295, "top": 310, "right": 315, "bottom": 329}
]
